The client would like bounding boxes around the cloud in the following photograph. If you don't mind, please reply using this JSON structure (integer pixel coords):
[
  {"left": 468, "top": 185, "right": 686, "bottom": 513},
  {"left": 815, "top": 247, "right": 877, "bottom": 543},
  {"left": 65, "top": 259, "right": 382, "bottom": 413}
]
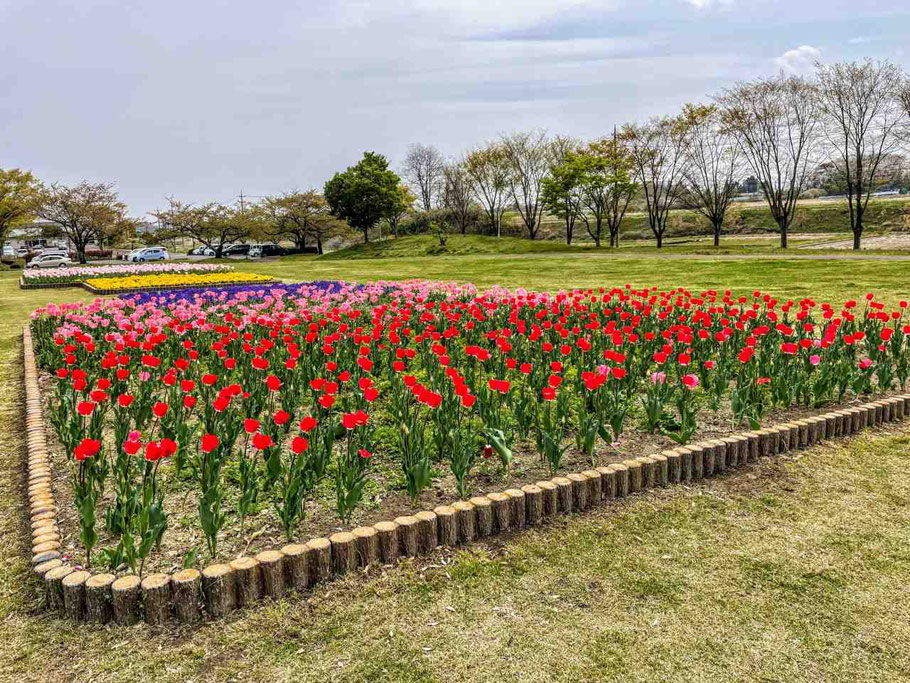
[
  {"left": 773, "top": 45, "right": 821, "bottom": 74},
  {"left": 847, "top": 36, "right": 872, "bottom": 45}
]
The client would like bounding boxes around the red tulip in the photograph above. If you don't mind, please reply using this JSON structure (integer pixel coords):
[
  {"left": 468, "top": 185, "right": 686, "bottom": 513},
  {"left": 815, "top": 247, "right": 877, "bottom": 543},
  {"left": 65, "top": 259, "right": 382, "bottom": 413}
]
[
  {"left": 201, "top": 434, "right": 220, "bottom": 453},
  {"left": 74, "top": 438, "right": 101, "bottom": 461},
  {"left": 291, "top": 436, "right": 308, "bottom": 454},
  {"left": 252, "top": 432, "right": 274, "bottom": 450}
]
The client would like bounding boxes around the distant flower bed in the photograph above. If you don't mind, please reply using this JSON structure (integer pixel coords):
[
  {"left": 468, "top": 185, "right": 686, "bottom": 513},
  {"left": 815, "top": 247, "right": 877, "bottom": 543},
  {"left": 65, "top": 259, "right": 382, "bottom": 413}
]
[
  {"left": 84, "top": 271, "right": 273, "bottom": 292},
  {"left": 22, "top": 262, "right": 233, "bottom": 285}
]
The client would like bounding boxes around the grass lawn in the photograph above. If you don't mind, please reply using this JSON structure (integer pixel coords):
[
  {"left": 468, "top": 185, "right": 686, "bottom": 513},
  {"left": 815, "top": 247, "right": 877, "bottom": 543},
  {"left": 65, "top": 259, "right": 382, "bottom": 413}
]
[{"left": 2, "top": 253, "right": 910, "bottom": 682}]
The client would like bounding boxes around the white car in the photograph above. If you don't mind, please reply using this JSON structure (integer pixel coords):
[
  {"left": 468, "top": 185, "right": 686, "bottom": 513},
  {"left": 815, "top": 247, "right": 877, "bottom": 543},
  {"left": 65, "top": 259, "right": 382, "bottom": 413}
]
[
  {"left": 37, "top": 248, "right": 69, "bottom": 259},
  {"left": 27, "top": 254, "right": 72, "bottom": 268},
  {"left": 128, "top": 246, "right": 169, "bottom": 262}
]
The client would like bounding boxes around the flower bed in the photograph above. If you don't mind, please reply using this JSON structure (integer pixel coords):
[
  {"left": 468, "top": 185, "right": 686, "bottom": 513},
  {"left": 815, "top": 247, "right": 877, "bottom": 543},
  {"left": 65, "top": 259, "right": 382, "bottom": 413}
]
[
  {"left": 22, "top": 322, "right": 910, "bottom": 625},
  {"left": 26, "top": 282, "right": 910, "bottom": 596},
  {"left": 21, "top": 262, "right": 233, "bottom": 287},
  {"left": 82, "top": 271, "right": 274, "bottom": 293}
]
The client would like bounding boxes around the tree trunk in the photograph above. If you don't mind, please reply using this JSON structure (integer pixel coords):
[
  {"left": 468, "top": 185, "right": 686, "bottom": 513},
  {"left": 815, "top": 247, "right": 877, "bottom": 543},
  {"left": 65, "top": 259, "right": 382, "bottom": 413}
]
[
  {"left": 778, "top": 217, "right": 788, "bottom": 248},
  {"left": 713, "top": 219, "right": 722, "bottom": 247},
  {"left": 316, "top": 235, "right": 323, "bottom": 254},
  {"left": 853, "top": 208, "right": 863, "bottom": 250},
  {"left": 363, "top": 227, "right": 370, "bottom": 243},
  {"left": 656, "top": 232, "right": 663, "bottom": 249},
  {"left": 594, "top": 235, "right": 601, "bottom": 248}
]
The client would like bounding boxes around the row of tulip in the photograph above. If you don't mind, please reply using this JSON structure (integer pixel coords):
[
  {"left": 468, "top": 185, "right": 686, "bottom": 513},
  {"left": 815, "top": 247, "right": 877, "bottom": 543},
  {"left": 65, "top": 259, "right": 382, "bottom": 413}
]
[
  {"left": 84, "top": 272, "right": 274, "bottom": 292},
  {"left": 22, "top": 262, "right": 233, "bottom": 285},
  {"left": 29, "top": 280, "right": 910, "bottom": 571}
]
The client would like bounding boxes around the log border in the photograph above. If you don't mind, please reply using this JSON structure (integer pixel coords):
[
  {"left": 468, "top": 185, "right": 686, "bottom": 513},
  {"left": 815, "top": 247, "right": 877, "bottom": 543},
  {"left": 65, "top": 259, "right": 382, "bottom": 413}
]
[{"left": 21, "top": 326, "right": 910, "bottom": 625}]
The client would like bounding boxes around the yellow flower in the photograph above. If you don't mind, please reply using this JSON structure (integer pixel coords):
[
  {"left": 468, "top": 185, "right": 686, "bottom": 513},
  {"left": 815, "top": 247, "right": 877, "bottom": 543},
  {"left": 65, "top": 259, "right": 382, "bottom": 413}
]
[{"left": 85, "top": 272, "right": 273, "bottom": 291}]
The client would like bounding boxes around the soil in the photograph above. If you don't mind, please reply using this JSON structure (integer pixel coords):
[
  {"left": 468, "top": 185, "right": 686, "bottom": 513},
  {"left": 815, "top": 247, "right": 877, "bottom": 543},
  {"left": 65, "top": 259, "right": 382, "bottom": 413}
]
[{"left": 37, "top": 369, "right": 906, "bottom": 576}]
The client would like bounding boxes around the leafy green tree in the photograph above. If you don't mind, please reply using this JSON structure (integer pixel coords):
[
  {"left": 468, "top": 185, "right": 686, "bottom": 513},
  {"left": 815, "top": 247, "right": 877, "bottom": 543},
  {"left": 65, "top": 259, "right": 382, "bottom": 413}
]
[
  {"left": 541, "top": 159, "right": 583, "bottom": 245},
  {"left": 542, "top": 138, "right": 638, "bottom": 248},
  {"left": 384, "top": 184, "right": 415, "bottom": 238},
  {"left": 324, "top": 152, "right": 401, "bottom": 243},
  {"left": 574, "top": 137, "right": 638, "bottom": 248},
  {"left": 0, "top": 168, "right": 43, "bottom": 247}
]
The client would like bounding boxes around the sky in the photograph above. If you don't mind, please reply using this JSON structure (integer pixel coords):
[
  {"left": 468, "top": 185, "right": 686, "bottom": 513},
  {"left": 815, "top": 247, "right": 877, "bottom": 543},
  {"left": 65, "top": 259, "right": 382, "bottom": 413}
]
[{"left": 1, "top": 0, "right": 908, "bottom": 216}]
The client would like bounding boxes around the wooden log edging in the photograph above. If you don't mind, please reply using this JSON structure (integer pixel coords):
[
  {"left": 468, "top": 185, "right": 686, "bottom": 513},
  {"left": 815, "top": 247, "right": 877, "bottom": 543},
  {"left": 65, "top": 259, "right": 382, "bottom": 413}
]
[{"left": 20, "top": 325, "right": 910, "bottom": 625}]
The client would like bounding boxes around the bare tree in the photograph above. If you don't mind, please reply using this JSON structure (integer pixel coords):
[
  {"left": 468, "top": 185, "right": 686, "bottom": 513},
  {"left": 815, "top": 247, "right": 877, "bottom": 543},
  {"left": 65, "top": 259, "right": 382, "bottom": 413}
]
[
  {"left": 442, "top": 162, "right": 476, "bottom": 235},
  {"left": 37, "top": 181, "right": 133, "bottom": 263},
  {"left": 402, "top": 143, "right": 445, "bottom": 212},
  {"left": 464, "top": 143, "right": 510, "bottom": 237},
  {"left": 901, "top": 79, "right": 910, "bottom": 133},
  {"left": 261, "top": 190, "right": 343, "bottom": 254},
  {"left": 501, "top": 130, "right": 551, "bottom": 239},
  {"left": 620, "top": 115, "right": 690, "bottom": 248},
  {"left": 679, "top": 103, "right": 743, "bottom": 247},
  {"left": 717, "top": 73, "right": 820, "bottom": 248},
  {"left": 816, "top": 59, "right": 906, "bottom": 249}
]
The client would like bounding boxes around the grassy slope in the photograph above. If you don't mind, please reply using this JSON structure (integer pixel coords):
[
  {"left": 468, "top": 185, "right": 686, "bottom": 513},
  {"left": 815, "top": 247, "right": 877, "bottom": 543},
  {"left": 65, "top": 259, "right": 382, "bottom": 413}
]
[{"left": 2, "top": 254, "right": 910, "bottom": 682}]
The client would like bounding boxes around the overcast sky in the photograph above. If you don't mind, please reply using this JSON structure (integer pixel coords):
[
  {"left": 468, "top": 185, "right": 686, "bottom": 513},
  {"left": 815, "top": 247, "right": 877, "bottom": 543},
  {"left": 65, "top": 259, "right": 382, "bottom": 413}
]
[{"left": 2, "top": 0, "right": 908, "bottom": 216}]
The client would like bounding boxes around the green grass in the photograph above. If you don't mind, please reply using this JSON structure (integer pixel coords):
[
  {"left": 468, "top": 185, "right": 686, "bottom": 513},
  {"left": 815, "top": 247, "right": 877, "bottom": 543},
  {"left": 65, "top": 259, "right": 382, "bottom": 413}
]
[{"left": 2, "top": 252, "right": 910, "bottom": 682}]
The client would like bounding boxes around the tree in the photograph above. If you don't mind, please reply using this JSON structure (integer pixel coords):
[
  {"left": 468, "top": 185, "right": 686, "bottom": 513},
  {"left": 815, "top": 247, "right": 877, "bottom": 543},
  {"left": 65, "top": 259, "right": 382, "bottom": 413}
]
[
  {"left": 816, "top": 59, "right": 906, "bottom": 249},
  {"left": 620, "top": 115, "right": 690, "bottom": 248},
  {"left": 402, "top": 143, "right": 445, "bottom": 212},
  {"left": 678, "top": 103, "right": 743, "bottom": 247},
  {"left": 153, "top": 200, "right": 251, "bottom": 258},
  {"left": 324, "top": 152, "right": 401, "bottom": 243},
  {"left": 441, "top": 163, "right": 477, "bottom": 235},
  {"left": 384, "top": 185, "right": 415, "bottom": 239},
  {"left": 261, "top": 191, "right": 342, "bottom": 254},
  {"left": 501, "top": 130, "right": 551, "bottom": 239},
  {"left": 717, "top": 73, "right": 820, "bottom": 248},
  {"left": 37, "top": 181, "right": 133, "bottom": 263},
  {"left": 0, "top": 169, "right": 42, "bottom": 247},
  {"left": 540, "top": 158, "right": 583, "bottom": 245},
  {"left": 575, "top": 136, "right": 638, "bottom": 248},
  {"left": 464, "top": 144, "right": 511, "bottom": 237}
]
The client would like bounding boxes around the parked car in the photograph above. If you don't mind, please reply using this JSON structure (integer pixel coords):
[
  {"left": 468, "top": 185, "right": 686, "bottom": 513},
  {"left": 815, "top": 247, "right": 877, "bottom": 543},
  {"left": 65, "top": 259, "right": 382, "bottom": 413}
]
[
  {"left": 26, "top": 254, "right": 72, "bottom": 268},
  {"left": 248, "top": 243, "right": 287, "bottom": 258},
  {"left": 127, "top": 246, "right": 169, "bottom": 262},
  {"left": 223, "top": 243, "right": 250, "bottom": 256},
  {"left": 37, "top": 248, "right": 69, "bottom": 259},
  {"left": 187, "top": 246, "right": 215, "bottom": 257},
  {"left": 17, "top": 247, "right": 28, "bottom": 257}
]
